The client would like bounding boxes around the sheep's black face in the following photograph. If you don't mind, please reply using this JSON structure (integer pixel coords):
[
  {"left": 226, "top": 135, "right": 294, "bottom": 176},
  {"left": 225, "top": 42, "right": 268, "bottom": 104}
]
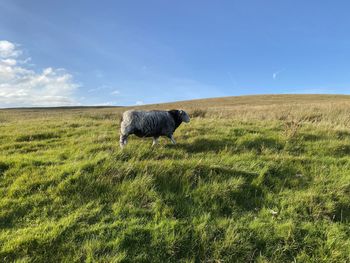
[{"left": 180, "top": 110, "right": 190, "bottom": 123}]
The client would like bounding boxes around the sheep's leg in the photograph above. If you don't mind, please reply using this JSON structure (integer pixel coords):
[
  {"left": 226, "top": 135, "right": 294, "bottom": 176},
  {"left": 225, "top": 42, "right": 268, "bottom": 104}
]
[
  {"left": 119, "top": 134, "right": 128, "bottom": 149},
  {"left": 169, "top": 134, "right": 176, "bottom": 145},
  {"left": 152, "top": 137, "right": 159, "bottom": 146}
]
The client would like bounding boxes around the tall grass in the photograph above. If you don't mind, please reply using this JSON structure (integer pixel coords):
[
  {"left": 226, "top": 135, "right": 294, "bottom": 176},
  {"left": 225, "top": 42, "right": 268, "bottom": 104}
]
[{"left": 0, "top": 95, "right": 350, "bottom": 262}]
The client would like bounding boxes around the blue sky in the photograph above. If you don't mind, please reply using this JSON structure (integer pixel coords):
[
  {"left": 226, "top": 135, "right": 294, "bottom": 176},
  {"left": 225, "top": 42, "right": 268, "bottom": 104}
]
[{"left": 0, "top": 0, "right": 349, "bottom": 107}]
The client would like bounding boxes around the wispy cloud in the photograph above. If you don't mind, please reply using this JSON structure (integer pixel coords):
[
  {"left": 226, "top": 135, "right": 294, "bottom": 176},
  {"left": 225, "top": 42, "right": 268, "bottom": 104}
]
[
  {"left": 135, "top": 100, "right": 144, "bottom": 105},
  {"left": 88, "top": 86, "right": 120, "bottom": 96},
  {"left": 87, "top": 85, "right": 109, "bottom": 93},
  {"left": 110, "top": 90, "right": 120, "bottom": 95},
  {"left": 92, "top": 101, "right": 117, "bottom": 106},
  {"left": 94, "top": 70, "right": 104, "bottom": 79},
  {"left": 282, "top": 88, "right": 337, "bottom": 94},
  {"left": 227, "top": 71, "right": 237, "bottom": 87},
  {"left": 0, "top": 40, "right": 80, "bottom": 107},
  {"left": 272, "top": 69, "right": 284, "bottom": 80}
]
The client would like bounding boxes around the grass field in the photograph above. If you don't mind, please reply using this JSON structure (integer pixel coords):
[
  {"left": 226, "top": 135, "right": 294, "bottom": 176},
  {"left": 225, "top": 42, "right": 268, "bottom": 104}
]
[{"left": 1, "top": 94, "right": 350, "bottom": 262}]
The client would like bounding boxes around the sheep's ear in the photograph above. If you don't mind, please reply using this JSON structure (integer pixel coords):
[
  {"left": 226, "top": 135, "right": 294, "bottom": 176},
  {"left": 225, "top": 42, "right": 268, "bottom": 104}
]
[{"left": 179, "top": 110, "right": 183, "bottom": 115}]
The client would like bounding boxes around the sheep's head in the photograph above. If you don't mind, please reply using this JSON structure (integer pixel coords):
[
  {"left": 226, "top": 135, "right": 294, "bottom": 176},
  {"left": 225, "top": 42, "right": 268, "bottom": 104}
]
[{"left": 179, "top": 110, "right": 190, "bottom": 123}]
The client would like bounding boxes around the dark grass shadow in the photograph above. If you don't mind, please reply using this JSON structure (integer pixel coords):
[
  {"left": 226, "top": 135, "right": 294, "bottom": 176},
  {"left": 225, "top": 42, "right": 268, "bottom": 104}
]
[
  {"left": 334, "top": 199, "right": 350, "bottom": 222},
  {"left": 16, "top": 132, "right": 61, "bottom": 142},
  {"left": 175, "top": 136, "right": 284, "bottom": 154},
  {"left": 174, "top": 138, "right": 237, "bottom": 153},
  {"left": 0, "top": 161, "right": 10, "bottom": 175},
  {"left": 237, "top": 135, "right": 284, "bottom": 153},
  {"left": 335, "top": 130, "right": 350, "bottom": 139},
  {"left": 299, "top": 133, "right": 324, "bottom": 141},
  {"left": 253, "top": 161, "right": 312, "bottom": 193},
  {"left": 332, "top": 144, "right": 350, "bottom": 157},
  {"left": 152, "top": 164, "right": 265, "bottom": 218}
]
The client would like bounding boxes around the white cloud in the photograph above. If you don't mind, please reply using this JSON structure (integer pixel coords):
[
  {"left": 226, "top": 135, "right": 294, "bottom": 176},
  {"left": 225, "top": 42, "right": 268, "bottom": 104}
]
[
  {"left": 282, "top": 88, "right": 337, "bottom": 94},
  {"left": 2, "top": 58, "right": 17, "bottom": 66},
  {"left": 272, "top": 69, "right": 284, "bottom": 80},
  {"left": 0, "top": 40, "right": 22, "bottom": 58},
  {"left": 92, "top": 101, "right": 117, "bottom": 106},
  {"left": 135, "top": 100, "right": 144, "bottom": 105},
  {"left": 110, "top": 90, "right": 120, "bottom": 95},
  {"left": 88, "top": 87, "right": 102, "bottom": 93},
  {"left": 87, "top": 85, "right": 111, "bottom": 93},
  {"left": 0, "top": 40, "right": 80, "bottom": 107}
]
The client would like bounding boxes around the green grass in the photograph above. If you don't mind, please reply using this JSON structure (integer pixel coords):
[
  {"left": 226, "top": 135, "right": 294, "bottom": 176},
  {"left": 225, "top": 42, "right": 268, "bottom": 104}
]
[{"left": 0, "top": 95, "right": 350, "bottom": 262}]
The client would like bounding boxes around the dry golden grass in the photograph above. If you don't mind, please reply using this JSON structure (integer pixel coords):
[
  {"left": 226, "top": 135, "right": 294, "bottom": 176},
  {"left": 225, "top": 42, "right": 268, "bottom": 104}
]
[{"left": 2, "top": 94, "right": 350, "bottom": 128}]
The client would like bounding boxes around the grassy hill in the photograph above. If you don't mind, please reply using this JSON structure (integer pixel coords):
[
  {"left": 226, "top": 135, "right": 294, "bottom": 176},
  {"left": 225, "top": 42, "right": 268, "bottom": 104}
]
[{"left": 0, "top": 94, "right": 350, "bottom": 262}]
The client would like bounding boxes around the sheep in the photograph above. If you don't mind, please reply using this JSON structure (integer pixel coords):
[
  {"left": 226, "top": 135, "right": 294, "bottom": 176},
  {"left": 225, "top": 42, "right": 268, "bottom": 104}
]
[{"left": 119, "top": 109, "right": 190, "bottom": 148}]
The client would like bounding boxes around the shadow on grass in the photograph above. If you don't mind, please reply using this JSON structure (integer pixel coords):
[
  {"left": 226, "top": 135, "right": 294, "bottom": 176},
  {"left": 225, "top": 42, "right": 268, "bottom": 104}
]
[
  {"left": 151, "top": 159, "right": 314, "bottom": 219},
  {"left": 332, "top": 144, "right": 350, "bottom": 157},
  {"left": 174, "top": 138, "right": 236, "bottom": 153},
  {"left": 16, "top": 132, "right": 61, "bottom": 142},
  {"left": 0, "top": 161, "right": 10, "bottom": 175},
  {"left": 175, "top": 135, "right": 283, "bottom": 154},
  {"left": 153, "top": 164, "right": 264, "bottom": 218}
]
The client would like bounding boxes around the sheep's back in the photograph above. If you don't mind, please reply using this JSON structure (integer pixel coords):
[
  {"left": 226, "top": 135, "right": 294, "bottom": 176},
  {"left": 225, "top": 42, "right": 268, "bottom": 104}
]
[{"left": 123, "top": 110, "right": 175, "bottom": 137}]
